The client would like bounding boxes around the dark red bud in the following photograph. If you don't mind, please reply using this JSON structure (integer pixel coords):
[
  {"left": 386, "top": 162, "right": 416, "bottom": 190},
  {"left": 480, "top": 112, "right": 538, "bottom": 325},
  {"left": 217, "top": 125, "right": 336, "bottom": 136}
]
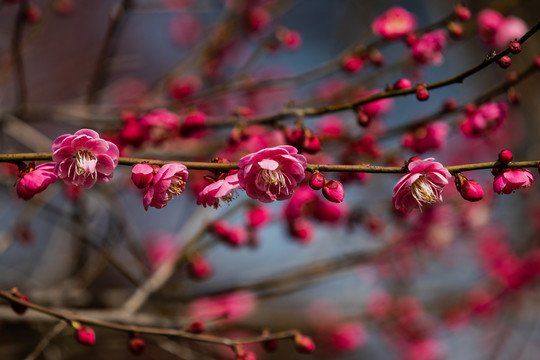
[
  {"left": 416, "top": 85, "right": 429, "bottom": 101},
  {"left": 497, "top": 56, "right": 512, "bottom": 69},
  {"left": 309, "top": 172, "right": 325, "bottom": 190},
  {"left": 129, "top": 337, "right": 145, "bottom": 355},
  {"left": 509, "top": 40, "right": 521, "bottom": 54}
]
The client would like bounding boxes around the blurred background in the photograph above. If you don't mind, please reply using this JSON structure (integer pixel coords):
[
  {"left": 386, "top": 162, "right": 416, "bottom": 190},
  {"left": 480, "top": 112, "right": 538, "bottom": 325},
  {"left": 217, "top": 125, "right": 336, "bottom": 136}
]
[{"left": 1, "top": 0, "right": 540, "bottom": 359}]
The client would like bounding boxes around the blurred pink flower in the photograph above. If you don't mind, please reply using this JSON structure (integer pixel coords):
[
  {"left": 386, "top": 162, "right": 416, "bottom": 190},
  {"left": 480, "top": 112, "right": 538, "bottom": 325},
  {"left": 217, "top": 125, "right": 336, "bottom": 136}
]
[
  {"left": 188, "top": 291, "right": 257, "bottom": 322},
  {"left": 328, "top": 322, "right": 368, "bottom": 351},
  {"left": 411, "top": 30, "right": 447, "bottom": 65},
  {"left": 246, "top": 205, "right": 272, "bottom": 228},
  {"left": 139, "top": 109, "right": 180, "bottom": 144},
  {"left": 372, "top": 7, "right": 416, "bottom": 40},
  {"left": 169, "top": 13, "right": 202, "bottom": 47},
  {"left": 197, "top": 172, "right": 240, "bottom": 208},
  {"left": 493, "top": 168, "right": 534, "bottom": 194},
  {"left": 144, "top": 232, "right": 177, "bottom": 269},
  {"left": 52, "top": 129, "right": 119, "bottom": 189},
  {"left": 238, "top": 145, "right": 307, "bottom": 203},
  {"left": 459, "top": 102, "right": 507, "bottom": 138},
  {"left": 478, "top": 9, "right": 527, "bottom": 48},
  {"left": 392, "top": 158, "right": 451, "bottom": 213},
  {"left": 16, "top": 162, "right": 57, "bottom": 200},
  {"left": 143, "top": 163, "right": 188, "bottom": 210},
  {"left": 402, "top": 122, "right": 449, "bottom": 153}
]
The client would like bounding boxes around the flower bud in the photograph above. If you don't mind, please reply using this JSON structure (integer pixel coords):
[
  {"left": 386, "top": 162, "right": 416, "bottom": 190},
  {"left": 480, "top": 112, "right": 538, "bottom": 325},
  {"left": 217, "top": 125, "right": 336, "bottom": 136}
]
[
  {"left": 132, "top": 163, "right": 154, "bottom": 189},
  {"left": 322, "top": 180, "right": 344, "bottom": 203},
  {"left": 246, "top": 205, "right": 272, "bottom": 228},
  {"left": 187, "top": 320, "right": 205, "bottom": 333},
  {"left": 455, "top": 174, "right": 484, "bottom": 202},
  {"left": 498, "top": 149, "right": 513, "bottom": 163},
  {"left": 187, "top": 255, "right": 212, "bottom": 280},
  {"left": 448, "top": 21, "right": 464, "bottom": 38},
  {"left": 356, "top": 110, "right": 370, "bottom": 127},
  {"left": 393, "top": 78, "right": 412, "bottom": 89},
  {"left": 368, "top": 48, "right": 385, "bottom": 66},
  {"left": 455, "top": 3, "right": 471, "bottom": 21},
  {"left": 342, "top": 55, "right": 363, "bottom": 73},
  {"left": 309, "top": 172, "right": 325, "bottom": 190},
  {"left": 416, "top": 85, "right": 429, "bottom": 101},
  {"left": 128, "top": 336, "right": 145, "bottom": 355},
  {"left": 509, "top": 40, "right": 521, "bottom": 54},
  {"left": 303, "top": 135, "right": 321, "bottom": 154},
  {"left": 295, "top": 335, "right": 315, "bottom": 354},
  {"left": 181, "top": 111, "right": 206, "bottom": 136},
  {"left": 10, "top": 288, "right": 29, "bottom": 315},
  {"left": 72, "top": 322, "right": 95, "bottom": 345},
  {"left": 443, "top": 98, "right": 458, "bottom": 111},
  {"left": 497, "top": 56, "right": 512, "bottom": 68}
]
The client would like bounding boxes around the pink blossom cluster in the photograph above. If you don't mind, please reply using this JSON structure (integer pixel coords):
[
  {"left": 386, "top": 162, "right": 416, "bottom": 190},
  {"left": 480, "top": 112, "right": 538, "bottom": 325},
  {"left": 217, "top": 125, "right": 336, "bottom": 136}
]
[
  {"left": 410, "top": 30, "right": 447, "bottom": 65},
  {"left": 459, "top": 102, "right": 508, "bottom": 138},
  {"left": 372, "top": 7, "right": 416, "bottom": 40},
  {"left": 132, "top": 163, "right": 189, "bottom": 210},
  {"left": 477, "top": 9, "right": 528, "bottom": 48},
  {"left": 402, "top": 122, "right": 449, "bottom": 154}
]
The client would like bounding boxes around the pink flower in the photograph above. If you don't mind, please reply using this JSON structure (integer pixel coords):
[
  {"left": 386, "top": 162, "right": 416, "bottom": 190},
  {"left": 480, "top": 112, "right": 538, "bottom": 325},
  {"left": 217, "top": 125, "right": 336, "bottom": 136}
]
[
  {"left": 52, "top": 129, "right": 119, "bottom": 189},
  {"left": 478, "top": 9, "right": 527, "bottom": 48},
  {"left": 402, "top": 122, "right": 449, "bottom": 153},
  {"left": 246, "top": 205, "right": 272, "bottom": 228},
  {"left": 143, "top": 163, "right": 188, "bottom": 210},
  {"left": 132, "top": 163, "right": 155, "bottom": 189},
  {"left": 197, "top": 172, "right": 240, "bottom": 208},
  {"left": 238, "top": 145, "right": 307, "bottom": 203},
  {"left": 392, "top": 158, "right": 451, "bottom": 213},
  {"left": 139, "top": 109, "right": 180, "bottom": 144},
  {"left": 493, "top": 168, "right": 535, "bottom": 194},
  {"left": 372, "top": 7, "right": 416, "bottom": 40},
  {"left": 459, "top": 102, "right": 507, "bottom": 138},
  {"left": 188, "top": 291, "right": 257, "bottom": 323},
  {"left": 16, "top": 162, "right": 57, "bottom": 200},
  {"left": 411, "top": 30, "right": 447, "bottom": 65}
]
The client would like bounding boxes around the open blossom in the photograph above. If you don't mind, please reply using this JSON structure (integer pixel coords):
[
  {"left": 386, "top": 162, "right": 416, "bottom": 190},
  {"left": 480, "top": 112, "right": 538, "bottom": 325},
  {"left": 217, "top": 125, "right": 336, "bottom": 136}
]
[
  {"left": 392, "top": 158, "right": 451, "bottom": 213},
  {"left": 477, "top": 9, "right": 527, "bottom": 48},
  {"left": 52, "top": 129, "right": 119, "bottom": 189},
  {"left": 459, "top": 102, "right": 507, "bottom": 138},
  {"left": 402, "top": 122, "right": 449, "bottom": 153},
  {"left": 372, "top": 7, "right": 416, "bottom": 40},
  {"left": 411, "top": 30, "right": 447, "bottom": 65},
  {"left": 493, "top": 168, "right": 535, "bottom": 194},
  {"left": 16, "top": 162, "right": 57, "bottom": 200},
  {"left": 143, "top": 163, "right": 188, "bottom": 210},
  {"left": 197, "top": 172, "right": 241, "bottom": 208},
  {"left": 238, "top": 145, "right": 307, "bottom": 203}
]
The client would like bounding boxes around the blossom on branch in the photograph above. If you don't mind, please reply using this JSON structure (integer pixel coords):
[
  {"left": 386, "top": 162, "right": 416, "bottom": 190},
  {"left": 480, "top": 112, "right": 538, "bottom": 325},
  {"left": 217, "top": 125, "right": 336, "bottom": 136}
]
[
  {"left": 238, "top": 145, "right": 307, "bottom": 203},
  {"left": 411, "top": 30, "right": 447, "bottom": 65},
  {"left": 459, "top": 102, "right": 507, "bottom": 138},
  {"left": 52, "top": 129, "right": 119, "bottom": 189},
  {"left": 392, "top": 158, "right": 451, "bottom": 213},
  {"left": 372, "top": 7, "right": 416, "bottom": 40},
  {"left": 16, "top": 162, "right": 57, "bottom": 200},
  {"left": 197, "top": 171, "right": 241, "bottom": 208},
  {"left": 492, "top": 168, "right": 535, "bottom": 194},
  {"left": 143, "top": 163, "right": 188, "bottom": 210}
]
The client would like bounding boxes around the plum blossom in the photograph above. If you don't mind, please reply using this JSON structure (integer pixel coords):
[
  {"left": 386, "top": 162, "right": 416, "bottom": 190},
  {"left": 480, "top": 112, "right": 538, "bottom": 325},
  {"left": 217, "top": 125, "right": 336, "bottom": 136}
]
[
  {"left": 16, "top": 162, "right": 57, "bottom": 200},
  {"left": 372, "top": 7, "right": 416, "bottom": 40},
  {"left": 143, "top": 163, "right": 188, "bottom": 210},
  {"left": 52, "top": 129, "right": 119, "bottom": 189},
  {"left": 238, "top": 145, "right": 307, "bottom": 203},
  {"left": 477, "top": 9, "right": 527, "bottom": 48},
  {"left": 402, "top": 122, "right": 449, "bottom": 153},
  {"left": 197, "top": 172, "right": 241, "bottom": 208},
  {"left": 493, "top": 168, "right": 535, "bottom": 194},
  {"left": 392, "top": 158, "right": 451, "bottom": 213},
  {"left": 411, "top": 30, "right": 447, "bottom": 65},
  {"left": 459, "top": 102, "right": 507, "bottom": 138}
]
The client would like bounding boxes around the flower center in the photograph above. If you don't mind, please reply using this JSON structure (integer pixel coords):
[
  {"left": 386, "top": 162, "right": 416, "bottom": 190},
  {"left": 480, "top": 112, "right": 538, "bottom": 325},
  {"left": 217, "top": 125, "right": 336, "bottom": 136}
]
[
  {"left": 259, "top": 168, "right": 292, "bottom": 195},
  {"left": 70, "top": 150, "right": 97, "bottom": 180},
  {"left": 411, "top": 175, "right": 442, "bottom": 207},
  {"left": 167, "top": 175, "right": 186, "bottom": 199}
]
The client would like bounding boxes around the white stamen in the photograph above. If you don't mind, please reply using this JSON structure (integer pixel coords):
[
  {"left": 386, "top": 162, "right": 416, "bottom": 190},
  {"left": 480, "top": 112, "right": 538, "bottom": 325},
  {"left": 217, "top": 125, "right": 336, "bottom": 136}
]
[
  {"left": 411, "top": 175, "right": 442, "bottom": 207},
  {"left": 69, "top": 150, "right": 97, "bottom": 180},
  {"left": 260, "top": 168, "right": 291, "bottom": 195}
]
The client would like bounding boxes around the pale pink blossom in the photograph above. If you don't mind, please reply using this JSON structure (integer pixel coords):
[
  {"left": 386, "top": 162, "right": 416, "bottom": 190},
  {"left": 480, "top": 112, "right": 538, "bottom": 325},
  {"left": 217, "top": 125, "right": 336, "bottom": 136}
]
[
  {"left": 139, "top": 109, "right": 180, "bottom": 144},
  {"left": 197, "top": 172, "right": 240, "bottom": 208},
  {"left": 238, "top": 145, "right": 307, "bottom": 203},
  {"left": 392, "top": 158, "right": 451, "bottom": 213},
  {"left": 411, "top": 30, "right": 447, "bottom": 65},
  {"left": 143, "top": 163, "right": 188, "bottom": 210},
  {"left": 372, "top": 7, "right": 416, "bottom": 40},
  {"left": 459, "top": 102, "right": 507, "bottom": 138},
  {"left": 493, "top": 168, "right": 535, "bottom": 194},
  {"left": 52, "top": 129, "right": 119, "bottom": 189},
  {"left": 402, "top": 122, "right": 449, "bottom": 153},
  {"left": 478, "top": 9, "right": 527, "bottom": 48},
  {"left": 188, "top": 291, "right": 257, "bottom": 322},
  {"left": 16, "top": 162, "right": 57, "bottom": 200}
]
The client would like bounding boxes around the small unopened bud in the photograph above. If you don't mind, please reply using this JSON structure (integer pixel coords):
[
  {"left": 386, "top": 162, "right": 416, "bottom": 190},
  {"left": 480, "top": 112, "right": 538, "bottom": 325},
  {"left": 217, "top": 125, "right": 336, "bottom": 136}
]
[
  {"left": 368, "top": 48, "right": 384, "bottom": 66},
  {"left": 342, "top": 55, "right": 363, "bottom": 73},
  {"left": 303, "top": 136, "right": 321, "bottom": 154},
  {"left": 455, "top": 174, "right": 484, "bottom": 202},
  {"left": 322, "top": 180, "right": 344, "bottom": 203},
  {"left": 393, "top": 78, "right": 412, "bottom": 90},
  {"left": 443, "top": 98, "right": 458, "bottom": 111},
  {"left": 416, "top": 85, "right": 429, "bottom": 101},
  {"left": 187, "top": 255, "right": 212, "bottom": 280},
  {"left": 356, "top": 110, "right": 370, "bottom": 127},
  {"left": 309, "top": 172, "right": 325, "bottom": 190},
  {"left": 404, "top": 33, "right": 418, "bottom": 47},
  {"left": 72, "top": 322, "right": 95, "bottom": 345},
  {"left": 509, "top": 40, "right": 521, "bottom": 54},
  {"left": 497, "top": 56, "right": 512, "bottom": 69},
  {"left": 507, "top": 87, "right": 520, "bottom": 105},
  {"left": 447, "top": 22, "right": 464, "bottom": 38},
  {"left": 131, "top": 163, "right": 154, "bottom": 189},
  {"left": 498, "top": 149, "right": 513, "bottom": 163},
  {"left": 9, "top": 288, "right": 29, "bottom": 315},
  {"left": 263, "top": 338, "right": 279, "bottom": 353},
  {"left": 187, "top": 320, "right": 205, "bottom": 333},
  {"left": 294, "top": 335, "right": 315, "bottom": 354},
  {"left": 128, "top": 336, "right": 145, "bottom": 355},
  {"left": 181, "top": 111, "right": 206, "bottom": 136},
  {"left": 26, "top": 4, "right": 42, "bottom": 24},
  {"left": 454, "top": 3, "right": 471, "bottom": 21}
]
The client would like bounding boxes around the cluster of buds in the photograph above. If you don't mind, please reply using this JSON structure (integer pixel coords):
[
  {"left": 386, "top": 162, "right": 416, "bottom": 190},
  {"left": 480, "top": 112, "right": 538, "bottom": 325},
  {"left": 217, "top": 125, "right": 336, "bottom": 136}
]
[
  {"left": 309, "top": 172, "right": 345, "bottom": 203},
  {"left": 284, "top": 126, "right": 321, "bottom": 154}
]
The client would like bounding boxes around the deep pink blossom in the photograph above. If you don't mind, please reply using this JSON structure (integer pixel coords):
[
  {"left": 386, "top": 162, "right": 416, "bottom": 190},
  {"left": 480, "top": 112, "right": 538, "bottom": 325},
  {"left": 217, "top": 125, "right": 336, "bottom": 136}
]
[
  {"left": 411, "top": 30, "right": 447, "bottom": 65},
  {"left": 16, "top": 162, "right": 57, "bottom": 200},
  {"left": 372, "top": 7, "right": 416, "bottom": 40},
  {"left": 459, "top": 102, "right": 507, "bottom": 138},
  {"left": 139, "top": 109, "right": 180, "bottom": 144},
  {"left": 188, "top": 291, "right": 257, "bottom": 323},
  {"left": 52, "top": 129, "right": 119, "bottom": 189},
  {"left": 143, "top": 163, "right": 188, "bottom": 210},
  {"left": 238, "top": 145, "right": 307, "bottom": 203},
  {"left": 246, "top": 205, "right": 272, "bottom": 228},
  {"left": 197, "top": 172, "right": 240, "bottom": 208},
  {"left": 132, "top": 163, "right": 155, "bottom": 189},
  {"left": 402, "top": 122, "right": 449, "bottom": 153},
  {"left": 493, "top": 168, "right": 535, "bottom": 194},
  {"left": 392, "top": 158, "right": 451, "bottom": 213}
]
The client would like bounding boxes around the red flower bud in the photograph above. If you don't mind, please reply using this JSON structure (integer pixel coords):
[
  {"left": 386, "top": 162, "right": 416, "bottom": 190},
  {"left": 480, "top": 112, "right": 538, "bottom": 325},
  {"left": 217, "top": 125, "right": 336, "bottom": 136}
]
[
  {"left": 303, "top": 135, "right": 321, "bottom": 154},
  {"left": 497, "top": 56, "right": 512, "bottom": 68},
  {"left": 309, "top": 172, "right": 325, "bottom": 190},
  {"left": 10, "top": 288, "right": 29, "bottom": 315},
  {"left": 509, "top": 40, "right": 521, "bottom": 54},
  {"left": 393, "top": 78, "right": 412, "bottom": 90},
  {"left": 73, "top": 323, "right": 95, "bottom": 345},
  {"left": 295, "top": 335, "right": 315, "bottom": 354},
  {"left": 187, "top": 320, "right": 205, "bottom": 333},
  {"left": 322, "top": 180, "right": 344, "bottom": 203},
  {"left": 132, "top": 163, "right": 154, "bottom": 189},
  {"left": 455, "top": 4, "right": 471, "bottom": 21},
  {"left": 342, "top": 55, "right": 364, "bottom": 73},
  {"left": 498, "top": 149, "right": 513, "bottom": 163},
  {"left": 129, "top": 336, "right": 145, "bottom": 355},
  {"left": 356, "top": 110, "right": 370, "bottom": 127},
  {"left": 455, "top": 174, "right": 484, "bottom": 202},
  {"left": 187, "top": 255, "right": 212, "bottom": 280},
  {"left": 416, "top": 85, "right": 429, "bottom": 101}
]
